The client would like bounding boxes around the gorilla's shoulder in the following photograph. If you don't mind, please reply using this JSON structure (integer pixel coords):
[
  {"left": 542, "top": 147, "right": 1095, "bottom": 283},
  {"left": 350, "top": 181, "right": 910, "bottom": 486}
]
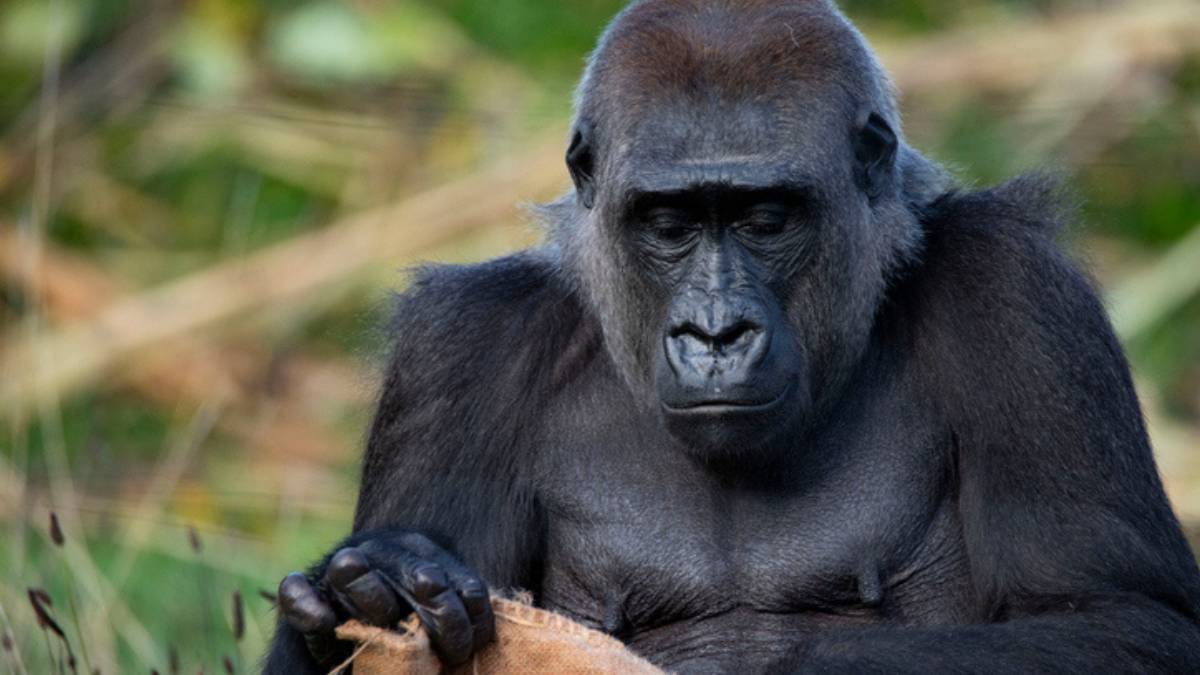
[
  {"left": 923, "top": 173, "right": 1072, "bottom": 247},
  {"left": 906, "top": 173, "right": 1114, "bottom": 368},
  {"left": 915, "top": 173, "right": 1086, "bottom": 299},
  {"left": 386, "top": 248, "right": 589, "bottom": 381},
  {"left": 396, "top": 248, "right": 569, "bottom": 320}
]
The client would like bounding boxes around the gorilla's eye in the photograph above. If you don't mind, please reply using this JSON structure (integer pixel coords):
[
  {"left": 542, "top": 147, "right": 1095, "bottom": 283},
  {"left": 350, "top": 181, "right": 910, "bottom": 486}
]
[
  {"left": 738, "top": 205, "right": 791, "bottom": 238},
  {"left": 644, "top": 209, "right": 697, "bottom": 244}
]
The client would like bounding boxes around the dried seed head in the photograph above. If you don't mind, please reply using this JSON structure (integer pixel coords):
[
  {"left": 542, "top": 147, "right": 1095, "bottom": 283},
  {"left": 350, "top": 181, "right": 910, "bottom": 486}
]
[
  {"left": 187, "top": 526, "right": 203, "bottom": 554},
  {"left": 231, "top": 590, "right": 244, "bottom": 641},
  {"left": 168, "top": 644, "right": 179, "bottom": 674},
  {"left": 49, "top": 512, "right": 65, "bottom": 547},
  {"left": 2, "top": 631, "right": 12, "bottom": 652},
  {"left": 258, "top": 589, "right": 277, "bottom": 605},
  {"left": 27, "top": 587, "right": 65, "bottom": 639},
  {"left": 222, "top": 655, "right": 234, "bottom": 674},
  {"left": 31, "top": 588, "right": 52, "bottom": 607}
]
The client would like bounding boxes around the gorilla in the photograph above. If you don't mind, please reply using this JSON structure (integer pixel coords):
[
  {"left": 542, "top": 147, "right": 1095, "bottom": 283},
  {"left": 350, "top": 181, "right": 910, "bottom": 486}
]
[{"left": 265, "top": 1, "right": 1200, "bottom": 672}]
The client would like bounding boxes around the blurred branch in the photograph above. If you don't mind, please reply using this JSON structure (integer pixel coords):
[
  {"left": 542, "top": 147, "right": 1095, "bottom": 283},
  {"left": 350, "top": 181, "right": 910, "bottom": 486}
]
[
  {"left": 0, "top": 131, "right": 567, "bottom": 423},
  {"left": 0, "top": 226, "right": 360, "bottom": 464},
  {"left": 129, "top": 101, "right": 368, "bottom": 199},
  {"left": 60, "top": 171, "right": 181, "bottom": 248},
  {"left": 878, "top": 0, "right": 1200, "bottom": 97},
  {"left": 1108, "top": 223, "right": 1200, "bottom": 342},
  {"left": 1004, "top": 35, "right": 1134, "bottom": 167}
]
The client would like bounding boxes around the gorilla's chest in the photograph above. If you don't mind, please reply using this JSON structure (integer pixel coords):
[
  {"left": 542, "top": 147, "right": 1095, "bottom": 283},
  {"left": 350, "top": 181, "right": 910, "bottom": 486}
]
[{"left": 532, "top": 384, "right": 972, "bottom": 667}]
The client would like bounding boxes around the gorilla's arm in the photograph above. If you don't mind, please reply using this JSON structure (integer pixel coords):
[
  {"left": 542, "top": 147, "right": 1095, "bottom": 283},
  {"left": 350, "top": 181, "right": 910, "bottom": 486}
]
[
  {"left": 796, "top": 599, "right": 1198, "bottom": 674},
  {"left": 351, "top": 254, "right": 565, "bottom": 568},
  {"left": 795, "top": 181, "right": 1200, "bottom": 672},
  {"left": 263, "top": 253, "right": 574, "bottom": 673}
]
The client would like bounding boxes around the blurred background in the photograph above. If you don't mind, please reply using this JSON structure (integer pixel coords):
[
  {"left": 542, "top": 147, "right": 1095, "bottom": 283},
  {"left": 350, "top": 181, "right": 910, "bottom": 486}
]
[{"left": 1, "top": 0, "right": 1198, "bottom": 672}]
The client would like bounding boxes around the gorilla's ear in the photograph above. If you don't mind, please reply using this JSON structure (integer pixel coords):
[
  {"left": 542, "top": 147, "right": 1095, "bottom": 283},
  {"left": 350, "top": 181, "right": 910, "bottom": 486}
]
[
  {"left": 567, "top": 120, "right": 597, "bottom": 209},
  {"left": 853, "top": 112, "right": 897, "bottom": 202}
]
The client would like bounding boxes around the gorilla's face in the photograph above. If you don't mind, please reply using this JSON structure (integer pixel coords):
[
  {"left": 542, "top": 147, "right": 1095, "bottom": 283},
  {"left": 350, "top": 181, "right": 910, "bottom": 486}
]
[
  {"left": 566, "top": 98, "right": 901, "bottom": 462},
  {"left": 631, "top": 177, "right": 812, "bottom": 453}
]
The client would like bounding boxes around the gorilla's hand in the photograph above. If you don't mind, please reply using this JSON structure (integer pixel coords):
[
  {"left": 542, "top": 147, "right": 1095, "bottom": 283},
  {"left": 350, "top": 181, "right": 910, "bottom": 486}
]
[{"left": 277, "top": 531, "right": 495, "bottom": 667}]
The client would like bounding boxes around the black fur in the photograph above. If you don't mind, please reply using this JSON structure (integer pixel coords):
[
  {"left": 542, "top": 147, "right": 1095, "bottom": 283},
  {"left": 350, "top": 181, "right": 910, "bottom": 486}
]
[{"left": 264, "top": 2, "right": 1200, "bottom": 672}]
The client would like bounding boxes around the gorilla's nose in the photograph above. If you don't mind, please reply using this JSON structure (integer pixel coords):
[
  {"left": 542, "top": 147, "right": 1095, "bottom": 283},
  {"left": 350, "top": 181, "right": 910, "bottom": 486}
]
[
  {"left": 669, "top": 319, "right": 760, "bottom": 358},
  {"left": 664, "top": 310, "right": 769, "bottom": 388},
  {"left": 657, "top": 292, "right": 788, "bottom": 411}
]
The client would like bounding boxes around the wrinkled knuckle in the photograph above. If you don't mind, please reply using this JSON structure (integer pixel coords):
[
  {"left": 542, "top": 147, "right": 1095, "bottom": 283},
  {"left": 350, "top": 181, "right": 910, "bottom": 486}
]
[
  {"left": 327, "top": 547, "right": 370, "bottom": 586},
  {"left": 398, "top": 531, "right": 436, "bottom": 554},
  {"left": 411, "top": 564, "right": 451, "bottom": 602},
  {"left": 458, "top": 577, "right": 488, "bottom": 601},
  {"left": 278, "top": 572, "right": 311, "bottom": 605},
  {"left": 330, "top": 546, "right": 367, "bottom": 570}
]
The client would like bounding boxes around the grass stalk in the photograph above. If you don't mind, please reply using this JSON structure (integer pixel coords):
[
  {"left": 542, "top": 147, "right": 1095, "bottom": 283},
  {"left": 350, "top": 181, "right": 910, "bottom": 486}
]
[
  {"left": 229, "top": 590, "right": 243, "bottom": 674},
  {"left": 188, "top": 527, "right": 217, "bottom": 672},
  {"left": 49, "top": 513, "right": 92, "bottom": 675},
  {"left": 0, "top": 601, "right": 29, "bottom": 675}
]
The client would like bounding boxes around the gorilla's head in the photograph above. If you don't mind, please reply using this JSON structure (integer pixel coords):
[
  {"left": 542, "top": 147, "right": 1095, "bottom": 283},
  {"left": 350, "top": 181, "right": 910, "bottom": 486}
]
[{"left": 555, "top": 0, "right": 939, "bottom": 462}]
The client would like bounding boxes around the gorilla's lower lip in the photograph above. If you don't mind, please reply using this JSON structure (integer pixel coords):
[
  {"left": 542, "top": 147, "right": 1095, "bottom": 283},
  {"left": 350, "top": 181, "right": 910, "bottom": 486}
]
[{"left": 661, "top": 382, "right": 793, "bottom": 415}]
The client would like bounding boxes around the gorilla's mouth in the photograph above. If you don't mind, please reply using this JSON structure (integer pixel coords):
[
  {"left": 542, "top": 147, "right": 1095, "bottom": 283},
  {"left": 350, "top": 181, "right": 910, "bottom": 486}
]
[{"left": 660, "top": 379, "right": 795, "bottom": 416}]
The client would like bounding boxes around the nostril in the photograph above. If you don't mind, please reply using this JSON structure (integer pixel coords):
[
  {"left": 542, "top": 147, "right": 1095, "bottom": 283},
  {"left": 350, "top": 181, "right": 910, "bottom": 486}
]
[
  {"left": 714, "top": 320, "right": 759, "bottom": 348},
  {"left": 668, "top": 320, "right": 761, "bottom": 352},
  {"left": 669, "top": 322, "right": 711, "bottom": 344}
]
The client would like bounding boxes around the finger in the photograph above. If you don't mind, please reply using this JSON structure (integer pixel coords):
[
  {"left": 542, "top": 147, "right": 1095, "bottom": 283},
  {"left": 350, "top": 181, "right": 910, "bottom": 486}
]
[
  {"left": 278, "top": 573, "right": 344, "bottom": 666},
  {"left": 339, "top": 570, "right": 405, "bottom": 627},
  {"left": 441, "top": 565, "right": 494, "bottom": 651},
  {"left": 279, "top": 573, "right": 336, "bottom": 635},
  {"left": 326, "top": 547, "right": 370, "bottom": 589},
  {"left": 454, "top": 576, "right": 495, "bottom": 652},
  {"left": 405, "top": 564, "right": 475, "bottom": 665},
  {"left": 352, "top": 541, "right": 478, "bottom": 663},
  {"left": 326, "top": 548, "right": 404, "bottom": 626}
]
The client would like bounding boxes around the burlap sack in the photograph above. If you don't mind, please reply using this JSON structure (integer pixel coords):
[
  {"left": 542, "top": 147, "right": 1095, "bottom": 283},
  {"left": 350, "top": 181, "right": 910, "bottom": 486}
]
[{"left": 334, "top": 596, "right": 665, "bottom": 674}]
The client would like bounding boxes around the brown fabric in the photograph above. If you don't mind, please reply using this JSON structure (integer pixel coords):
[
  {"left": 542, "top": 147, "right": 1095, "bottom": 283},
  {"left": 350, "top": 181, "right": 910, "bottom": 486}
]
[{"left": 335, "top": 596, "right": 666, "bottom": 674}]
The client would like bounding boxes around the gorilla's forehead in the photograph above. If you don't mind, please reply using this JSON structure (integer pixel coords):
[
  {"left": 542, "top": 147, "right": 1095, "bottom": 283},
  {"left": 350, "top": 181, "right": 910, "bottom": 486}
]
[
  {"left": 607, "top": 97, "right": 850, "bottom": 185},
  {"left": 614, "top": 157, "right": 817, "bottom": 197}
]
